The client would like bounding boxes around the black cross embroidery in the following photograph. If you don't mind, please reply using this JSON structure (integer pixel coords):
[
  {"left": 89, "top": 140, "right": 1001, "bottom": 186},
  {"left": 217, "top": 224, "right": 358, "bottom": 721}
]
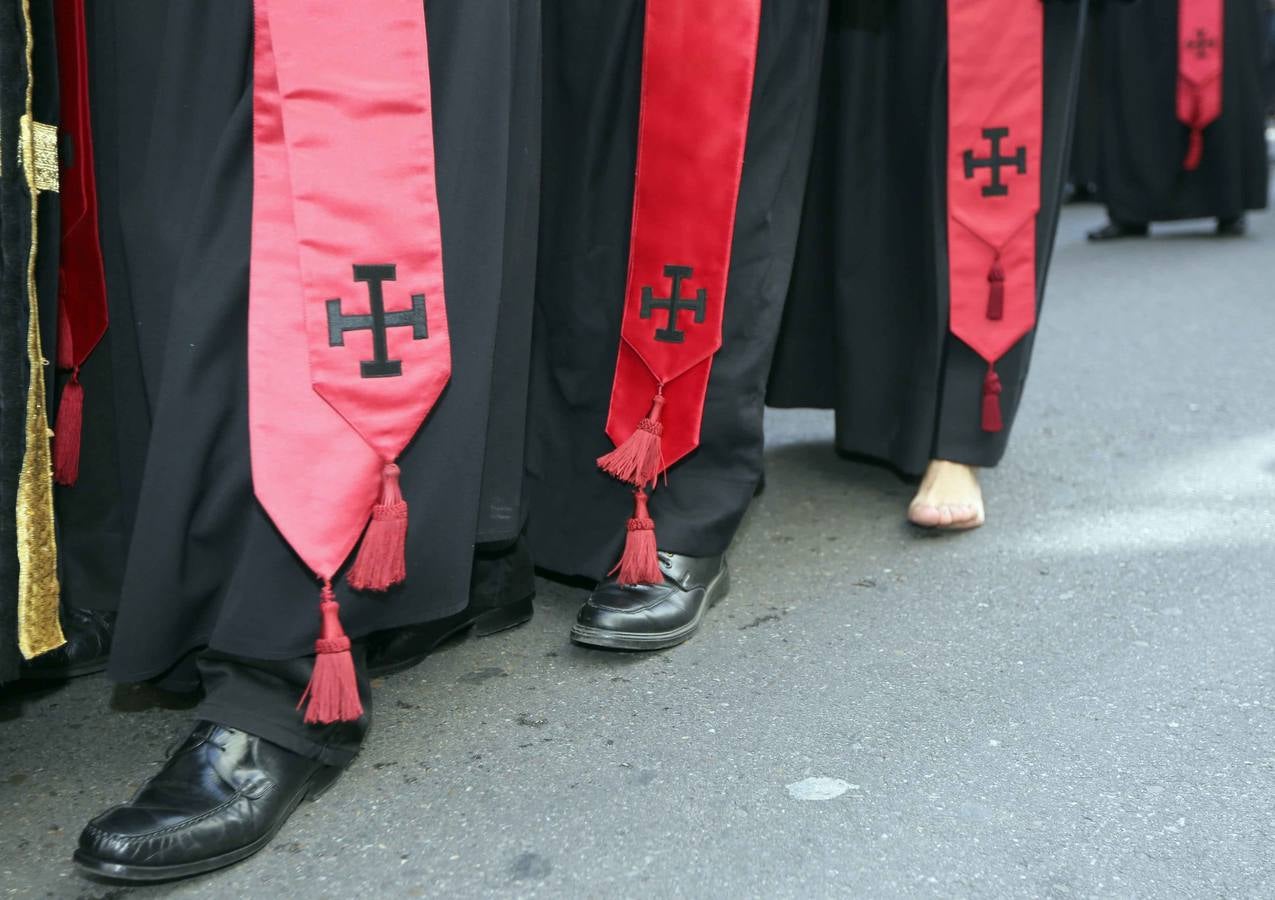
[
  {"left": 1186, "top": 28, "right": 1216, "bottom": 60},
  {"left": 640, "top": 264, "right": 707, "bottom": 344},
  {"left": 326, "top": 264, "right": 428, "bottom": 378},
  {"left": 962, "top": 127, "right": 1028, "bottom": 198}
]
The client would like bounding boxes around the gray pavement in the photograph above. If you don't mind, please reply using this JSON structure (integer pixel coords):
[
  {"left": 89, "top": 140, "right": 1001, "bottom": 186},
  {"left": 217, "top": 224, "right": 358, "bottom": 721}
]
[{"left": 3, "top": 200, "right": 1275, "bottom": 899}]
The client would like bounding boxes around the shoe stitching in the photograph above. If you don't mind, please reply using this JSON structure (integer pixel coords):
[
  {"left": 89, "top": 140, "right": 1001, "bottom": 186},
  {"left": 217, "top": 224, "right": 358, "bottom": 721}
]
[{"left": 84, "top": 782, "right": 278, "bottom": 843}]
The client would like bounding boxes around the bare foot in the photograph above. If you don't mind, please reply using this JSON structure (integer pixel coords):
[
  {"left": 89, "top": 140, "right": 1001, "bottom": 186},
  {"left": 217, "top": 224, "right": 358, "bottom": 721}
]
[{"left": 908, "top": 460, "right": 985, "bottom": 531}]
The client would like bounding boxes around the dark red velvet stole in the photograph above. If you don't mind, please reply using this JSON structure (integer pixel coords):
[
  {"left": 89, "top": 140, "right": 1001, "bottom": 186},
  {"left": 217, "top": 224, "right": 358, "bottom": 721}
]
[
  {"left": 598, "top": 0, "right": 762, "bottom": 584},
  {"left": 51, "top": 0, "right": 108, "bottom": 486}
]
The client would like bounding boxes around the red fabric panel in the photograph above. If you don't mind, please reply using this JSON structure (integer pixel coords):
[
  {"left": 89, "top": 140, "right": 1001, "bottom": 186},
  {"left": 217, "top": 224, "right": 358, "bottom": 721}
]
[
  {"left": 1177, "top": 0, "right": 1224, "bottom": 169},
  {"left": 604, "top": 0, "right": 762, "bottom": 471},
  {"left": 249, "top": 0, "right": 448, "bottom": 580},
  {"left": 946, "top": 0, "right": 1043, "bottom": 369},
  {"left": 53, "top": 0, "right": 108, "bottom": 371}
]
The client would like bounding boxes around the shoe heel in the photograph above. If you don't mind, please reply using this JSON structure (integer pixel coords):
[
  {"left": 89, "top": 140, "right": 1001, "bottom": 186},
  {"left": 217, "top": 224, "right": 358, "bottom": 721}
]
[
  {"left": 472, "top": 594, "right": 534, "bottom": 637},
  {"left": 305, "top": 765, "right": 344, "bottom": 803}
]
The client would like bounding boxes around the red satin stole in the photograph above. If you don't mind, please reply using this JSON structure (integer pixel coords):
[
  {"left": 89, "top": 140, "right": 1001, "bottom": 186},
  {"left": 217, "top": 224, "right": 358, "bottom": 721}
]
[
  {"left": 946, "top": 0, "right": 1043, "bottom": 433},
  {"left": 52, "top": 0, "right": 109, "bottom": 487},
  {"left": 598, "top": 0, "right": 762, "bottom": 584},
  {"left": 1178, "top": 0, "right": 1224, "bottom": 170},
  {"left": 251, "top": 0, "right": 449, "bottom": 722}
]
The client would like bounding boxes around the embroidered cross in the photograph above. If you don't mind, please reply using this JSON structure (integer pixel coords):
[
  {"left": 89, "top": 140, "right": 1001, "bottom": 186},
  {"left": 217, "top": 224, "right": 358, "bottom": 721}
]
[
  {"left": 1186, "top": 28, "right": 1216, "bottom": 60},
  {"left": 640, "top": 264, "right": 707, "bottom": 344},
  {"left": 326, "top": 264, "right": 428, "bottom": 378},
  {"left": 963, "top": 127, "right": 1027, "bottom": 198}
]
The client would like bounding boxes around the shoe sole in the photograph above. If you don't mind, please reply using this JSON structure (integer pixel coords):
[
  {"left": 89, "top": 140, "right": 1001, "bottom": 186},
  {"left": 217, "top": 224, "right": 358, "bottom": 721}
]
[
  {"left": 21, "top": 658, "right": 108, "bottom": 681},
  {"left": 71, "top": 765, "right": 344, "bottom": 884},
  {"left": 569, "top": 564, "right": 730, "bottom": 652},
  {"left": 366, "top": 595, "right": 535, "bottom": 679}
]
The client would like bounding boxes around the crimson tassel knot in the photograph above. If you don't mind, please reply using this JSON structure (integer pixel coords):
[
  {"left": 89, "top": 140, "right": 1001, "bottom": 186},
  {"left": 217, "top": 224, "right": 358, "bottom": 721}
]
[
  {"left": 981, "top": 365, "right": 1004, "bottom": 433},
  {"left": 1183, "top": 126, "right": 1204, "bottom": 171},
  {"left": 347, "top": 462, "right": 408, "bottom": 591},
  {"left": 986, "top": 256, "right": 1005, "bottom": 321},
  {"left": 1183, "top": 94, "right": 1204, "bottom": 171},
  {"left": 299, "top": 584, "right": 364, "bottom": 724},
  {"left": 52, "top": 370, "right": 84, "bottom": 486},
  {"left": 597, "top": 392, "right": 666, "bottom": 487},
  {"left": 610, "top": 490, "right": 662, "bottom": 586}
]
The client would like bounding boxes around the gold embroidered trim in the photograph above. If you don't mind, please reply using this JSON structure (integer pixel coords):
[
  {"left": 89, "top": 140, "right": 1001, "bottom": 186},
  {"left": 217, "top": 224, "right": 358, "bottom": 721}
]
[
  {"left": 21, "top": 115, "right": 59, "bottom": 192},
  {"left": 16, "top": 0, "right": 64, "bottom": 658}
]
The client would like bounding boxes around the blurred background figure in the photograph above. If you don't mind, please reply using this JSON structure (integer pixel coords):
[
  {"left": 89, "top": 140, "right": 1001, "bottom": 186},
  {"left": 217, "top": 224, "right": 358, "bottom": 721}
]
[
  {"left": 1067, "top": 0, "right": 1112, "bottom": 203},
  {"left": 1089, "top": 0, "right": 1269, "bottom": 240},
  {"left": 1265, "top": 0, "right": 1275, "bottom": 115}
]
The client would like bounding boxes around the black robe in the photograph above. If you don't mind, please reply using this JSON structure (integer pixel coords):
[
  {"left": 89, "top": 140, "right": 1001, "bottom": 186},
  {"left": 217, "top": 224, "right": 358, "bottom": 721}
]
[
  {"left": 525, "top": 0, "right": 830, "bottom": 581},
  {"left": 66, "top": 0, "right": 539, "bottom": 687},
  {"left": 1099, "top": 0, "right": 1269, "bottom": 225},
  {"left": 1, "top": 0, "right": 60, "bottom": 683},
  {"left": 767, "top": 0, "right": 1088, "bottom": 476},
  {"left": 1070, "top": 2, "right": 1107, "bottom": 197}
]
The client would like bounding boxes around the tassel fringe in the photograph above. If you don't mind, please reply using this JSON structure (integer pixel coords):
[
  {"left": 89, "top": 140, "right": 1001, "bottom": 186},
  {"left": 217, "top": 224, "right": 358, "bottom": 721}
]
[
  {"left": 299, "top": 584, "right": 364, "bottom": 724},
  {"left": 610, "top": 491, "right": 662, "bottom": 585},
  {"left": 1183, "top": 93, "right": 1204, "bottom": 171},
  {"left": 1183, "top": 126, "right": 1203, "bottom": 171},
  {"left": 598, "top": 393, "right": 666, "bottom": 487},
  {"left": 347, "top": 463, "right": 408, "bottom": 591},
  {"left": 981, "top": 365, "right": 1004, "bottom": 433},
  {"left": 52, "top": 373, "right": 84, "bottom": 487}
]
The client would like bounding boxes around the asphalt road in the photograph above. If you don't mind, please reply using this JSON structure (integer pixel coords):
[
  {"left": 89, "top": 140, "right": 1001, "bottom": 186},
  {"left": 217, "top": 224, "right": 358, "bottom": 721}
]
[{"left": 3, "top": 199, "right": 1274, "bottom": 899}]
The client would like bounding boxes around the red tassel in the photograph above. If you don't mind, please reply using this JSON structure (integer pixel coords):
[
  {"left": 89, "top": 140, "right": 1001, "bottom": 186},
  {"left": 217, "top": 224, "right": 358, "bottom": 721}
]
[
  {"left": 347, "top": 463, "right": 408, "bottom": 591},
  {"left": 597, "top": 392, "right": 666, "bottom": 487},
  {"left": 986, "top": 257, "right": 1004, "bottom": 321},
  {"left": 981, "top": 365, "right": 1003, "bottom": 433},
  {"left": 1183, "top": 126, "right": 1203, "bottom": 171},
  {"left": 610, "top": 490, "right": 662, "bottom": 585},
  {"left": 1183, "top": 93, "right": 1204, "bottom": 171},
  {"left": 52, "top": 373, "right": 84, "bottom": 487},
  {"left": 299, "top": 584, "right": 364, "bottom": 724}
]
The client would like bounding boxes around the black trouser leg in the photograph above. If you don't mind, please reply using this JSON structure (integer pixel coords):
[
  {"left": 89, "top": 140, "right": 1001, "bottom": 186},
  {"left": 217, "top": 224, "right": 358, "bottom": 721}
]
[{"left": 193, "top": 649, "right": 371, "bottom": 768}]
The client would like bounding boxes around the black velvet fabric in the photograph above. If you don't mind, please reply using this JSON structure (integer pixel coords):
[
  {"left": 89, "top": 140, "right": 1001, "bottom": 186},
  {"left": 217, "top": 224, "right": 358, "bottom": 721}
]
[
  {"left": 1099, "top": 0, "right": 1269, "bottom": 225},
  {"left": 526, "top": 0, "right": 831, "bottom": 580},
  {"left": 767, "top": 0, "right": 1088, "bottom": 476}
]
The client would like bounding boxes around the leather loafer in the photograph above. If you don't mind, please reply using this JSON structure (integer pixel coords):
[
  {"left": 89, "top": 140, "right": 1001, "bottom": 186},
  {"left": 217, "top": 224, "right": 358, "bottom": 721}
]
[
  {"left": 366, "top": 538, "right": 536, "bottom": 677},
  {"left": 571, "top": 552, "right": 729, "bottom": 651},
  {"left": 74, "top": 722, "right": 343, "bottom": 883},
  {"left": 21, "top": 607, "right": 115, "bottom": 679},
  {"left": 1087, "top": 220, "right": 1149, "bottom": 241},
  {"left": 365, "top": 593, "right": 534, "bottom": 678}
]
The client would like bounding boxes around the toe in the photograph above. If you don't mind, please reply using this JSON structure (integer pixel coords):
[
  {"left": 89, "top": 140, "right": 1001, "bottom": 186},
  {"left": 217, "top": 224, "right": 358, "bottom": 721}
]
[{"left": 908, "top": 503, "right": 942, "bottom": 527}]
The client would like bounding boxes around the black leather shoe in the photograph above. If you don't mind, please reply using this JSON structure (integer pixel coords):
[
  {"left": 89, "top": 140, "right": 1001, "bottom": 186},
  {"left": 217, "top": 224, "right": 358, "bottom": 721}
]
[
  {"left": 1087, "top": 220, "right": 1149, "bottom": 241},
  {"left": 21, "top": 607, "right": 115, "bottom": 679},
  {"left": 1216, "top": 215, "right": 1246, "bottom": 236},
  {"left": 74, "top": 722, "right": 343, "bottom": 883},
  {"left": 365, "top": 538, "right": 535, "bottom": 677},
  {"left": 571, "top": 552, "right": 729, "bottom": 651}
]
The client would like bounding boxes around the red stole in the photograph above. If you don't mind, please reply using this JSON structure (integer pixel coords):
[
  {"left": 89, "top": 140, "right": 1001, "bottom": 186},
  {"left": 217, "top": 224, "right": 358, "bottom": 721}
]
[
  {"left": 51, "top": 0, "right": 109, "bottom": 487},
  {"left": 598, "top": 0, "right": 761, "bottom": 584},
  {"left": 946, "top": 0, "right": 1043, "bottom": 433},
  {"left": 1178, "top": 0, "right": 1224, "bottom": 170},
  {"left": 251, "top": 0, "right": 450, "bottom": 722}
]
